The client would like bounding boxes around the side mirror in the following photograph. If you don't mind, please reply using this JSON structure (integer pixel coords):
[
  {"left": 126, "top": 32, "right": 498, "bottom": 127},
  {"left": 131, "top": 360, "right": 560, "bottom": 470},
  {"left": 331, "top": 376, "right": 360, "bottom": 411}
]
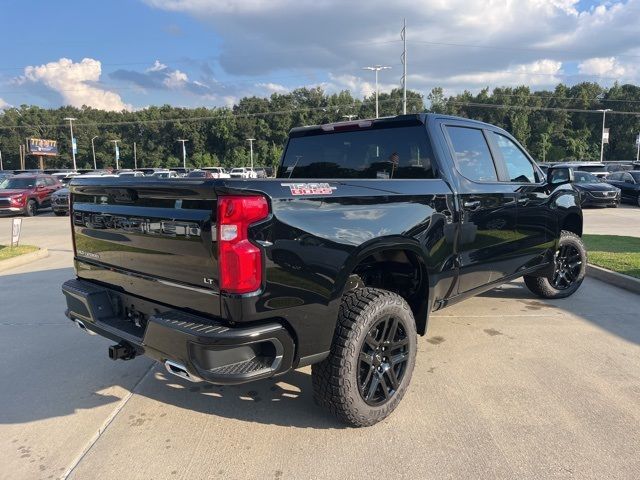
[
  {"left": 547, "top": 167, "right": 573, "bottom": 186},
  {"left": 36, "top": 184, "right": 45, "bottom": 190}
]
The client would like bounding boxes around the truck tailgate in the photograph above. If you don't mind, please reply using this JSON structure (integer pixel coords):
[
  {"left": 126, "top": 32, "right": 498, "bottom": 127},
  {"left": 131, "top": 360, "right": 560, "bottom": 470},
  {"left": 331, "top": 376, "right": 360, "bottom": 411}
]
[{"left": 70, "top": 180, "right": 220, "bottom": 317}]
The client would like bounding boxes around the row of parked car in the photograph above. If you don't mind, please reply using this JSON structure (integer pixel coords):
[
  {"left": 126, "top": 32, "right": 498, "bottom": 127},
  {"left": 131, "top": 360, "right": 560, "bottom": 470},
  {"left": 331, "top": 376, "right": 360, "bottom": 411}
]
[
  {"left": 0, "top": 165, "right": 275, "bottom": 217},
  {"left": 537, "top": 161, "right": 640, "bottom": 208}
]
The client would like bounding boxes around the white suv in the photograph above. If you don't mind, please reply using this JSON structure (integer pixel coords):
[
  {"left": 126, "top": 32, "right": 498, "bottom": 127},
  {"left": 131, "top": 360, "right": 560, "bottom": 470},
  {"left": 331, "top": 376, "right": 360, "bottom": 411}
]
[
  {"left": 203, "top": 167, "right": 231, "bottom": 179},
  {"left": 229, "top": 167, "right": 257, "bottom": 179}
]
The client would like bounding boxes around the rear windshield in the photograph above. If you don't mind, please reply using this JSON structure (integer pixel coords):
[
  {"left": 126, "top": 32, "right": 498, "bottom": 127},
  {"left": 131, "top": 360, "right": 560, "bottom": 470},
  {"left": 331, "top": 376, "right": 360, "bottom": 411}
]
[
  {"left": 279, "top": 125, "right": 436, "bottom": 179},
  {"left": 579, "top": 166, "right": 607, "bottom": 173}
]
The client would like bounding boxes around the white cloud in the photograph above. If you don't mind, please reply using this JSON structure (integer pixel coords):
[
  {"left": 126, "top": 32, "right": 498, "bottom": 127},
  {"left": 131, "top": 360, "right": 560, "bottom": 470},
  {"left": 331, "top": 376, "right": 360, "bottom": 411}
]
[
  {"left": 578, "top": 57, "right": 628, "bottom": 78},
  {"left": 439, "top": 59, "right": 564, "bottom": 88},
  {"left": 18, "top": 58, "right": 131, "bottom": 111},
  {"left": 255, "top": 82, "right": 289, "bottom": 94},
  {"left": 163, "top": 69, "right": 189, "bottom": 89},
  {"left": 147, "top": 60, "right": 168, "bottom": 72},
  {"left": 144, "top": 0, "right": 640, "bottom": 94},
  {"left": 0, "top": 98, "right": 9, "bottom": 109}
]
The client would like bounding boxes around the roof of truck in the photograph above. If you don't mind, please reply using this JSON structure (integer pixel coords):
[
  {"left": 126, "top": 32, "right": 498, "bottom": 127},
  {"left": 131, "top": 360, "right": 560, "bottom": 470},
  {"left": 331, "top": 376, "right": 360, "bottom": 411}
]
[{"left": 289, "top": 113, "right": 496, "bottom": 136}]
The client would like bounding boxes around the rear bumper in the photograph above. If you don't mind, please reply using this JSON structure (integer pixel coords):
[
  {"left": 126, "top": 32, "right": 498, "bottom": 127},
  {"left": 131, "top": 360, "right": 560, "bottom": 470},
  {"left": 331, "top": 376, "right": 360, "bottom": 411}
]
[{"left": 61, "top": 278, "right": 295, "bottom": 385}]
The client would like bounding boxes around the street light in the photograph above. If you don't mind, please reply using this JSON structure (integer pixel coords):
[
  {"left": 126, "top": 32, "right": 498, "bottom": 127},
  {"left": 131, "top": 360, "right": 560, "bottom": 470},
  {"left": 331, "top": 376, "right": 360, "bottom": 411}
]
[
  {"left": 177, "top": 139, "right": 188, "bottom": 169},
  {"left": 63, "top": 117, "right": 77, "bottom": 170},
  {"left": 597, "top": 109, "right": 612, "bottom": 162},
  {"left": 362, "top": 65, "right": 391, "bottom": 118},
  {"left": 247, "top": 138, "right": 255, "bottom": 170},
  {"left": 111, "top": 140, "right": 120, "bottom": 170},
  {"left": 91, "top": 136, "right": 98, "bottom": 170}
]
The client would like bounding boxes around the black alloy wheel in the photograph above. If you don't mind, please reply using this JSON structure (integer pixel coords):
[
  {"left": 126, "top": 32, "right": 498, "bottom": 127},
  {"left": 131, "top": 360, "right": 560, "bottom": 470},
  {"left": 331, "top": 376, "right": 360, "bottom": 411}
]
[
  {"left": 552, "top": 244, "right": 583, "bottom": 290},
  {"left": 358, "top": 316, "right": 409, "bottom": 406}
]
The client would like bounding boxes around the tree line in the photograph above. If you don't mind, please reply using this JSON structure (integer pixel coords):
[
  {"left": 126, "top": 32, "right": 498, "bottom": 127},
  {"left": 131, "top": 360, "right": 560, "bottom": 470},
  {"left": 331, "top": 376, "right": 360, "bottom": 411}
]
[{"left": 0, "top": 82, "right": 639, "bottom": 171}]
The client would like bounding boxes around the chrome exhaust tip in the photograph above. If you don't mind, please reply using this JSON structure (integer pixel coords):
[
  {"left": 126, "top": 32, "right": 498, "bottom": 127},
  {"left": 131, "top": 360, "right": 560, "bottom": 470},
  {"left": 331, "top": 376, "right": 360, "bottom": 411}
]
[
  {"left": 73, "top": 318, "right": 97, "bottom": 336},
  {"left": 164, "top": 360, "right": 201, "bottom": 382}
]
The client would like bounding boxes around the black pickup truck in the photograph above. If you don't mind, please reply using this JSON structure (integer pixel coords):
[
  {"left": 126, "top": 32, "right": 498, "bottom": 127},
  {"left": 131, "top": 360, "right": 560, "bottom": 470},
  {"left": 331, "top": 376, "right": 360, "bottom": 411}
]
[{"left": 62, "top": 114, "right": 586, "bottom": 426}]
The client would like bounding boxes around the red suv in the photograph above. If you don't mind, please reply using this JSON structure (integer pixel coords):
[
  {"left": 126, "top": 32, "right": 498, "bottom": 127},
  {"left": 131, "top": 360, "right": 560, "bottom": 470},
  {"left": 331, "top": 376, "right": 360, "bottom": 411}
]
[{"left": 0, "top": 174, "right": 63, "bottom": 216}]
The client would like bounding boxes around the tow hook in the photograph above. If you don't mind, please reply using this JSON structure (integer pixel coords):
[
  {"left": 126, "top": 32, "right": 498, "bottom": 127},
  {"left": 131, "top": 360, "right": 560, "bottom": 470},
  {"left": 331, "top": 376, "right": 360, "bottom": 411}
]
[{"left": 108, "top": 342, "right": 136, "bottom": 361}]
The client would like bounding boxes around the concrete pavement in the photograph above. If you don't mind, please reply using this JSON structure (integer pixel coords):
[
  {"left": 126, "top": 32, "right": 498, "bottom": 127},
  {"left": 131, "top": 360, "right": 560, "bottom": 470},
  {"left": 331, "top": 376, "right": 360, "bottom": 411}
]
[
  {"left": 0, "top": 213, "right": 639, "bottom": 480},
  {"left": 582, "top": 204, "right": 640, "bottom": 237}
]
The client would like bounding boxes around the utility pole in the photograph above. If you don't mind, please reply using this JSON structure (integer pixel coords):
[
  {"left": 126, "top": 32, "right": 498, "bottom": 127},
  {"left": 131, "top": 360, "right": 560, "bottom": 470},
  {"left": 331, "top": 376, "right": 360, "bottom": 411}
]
[
  {"left": 636, "top": 133, "right": 640, "bottom": 162},
  {"left": 598, "top": 109, "right": 611, "bottom": 162},
  {"left": 63, "top": 117, "right": 77, "bottom": 170},
  {"left": 91, "top": 136, "right": 98, "bottom": 170},
  {"left": 133, "top": 142, "right": 137, "bottom": 170},
  {"left": 0, "top": 149, "right": 3, "bottom": 171},
  {"left": 362, "top": 65, "right": 391, "bottom": 118},
  {"left": 342, "top": 114, "right": 357, "bottom": 121},
  {"left": 111, "top": 140, "right": 120, "bottom": 170},
  {"left": 401, "top": 18, "right": 407, "bottom": 115},
  {"left": 177, "top": 139, "right": 188, "bottom": 169},
  {"left": 247, "top": 138, "right": 255, "bottom": 170}
]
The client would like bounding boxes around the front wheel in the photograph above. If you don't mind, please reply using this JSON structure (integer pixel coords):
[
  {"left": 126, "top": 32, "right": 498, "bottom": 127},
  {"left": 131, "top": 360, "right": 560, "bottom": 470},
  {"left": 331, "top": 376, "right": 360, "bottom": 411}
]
[
  {"left": 312, "top": 288, "right": 417, "bottom": 427},
  {"left": 25, "top": 200, "right": 37, "bottom": 217},
  {"left": 524, "top": 231, "right": 587, "bottom": 299}
]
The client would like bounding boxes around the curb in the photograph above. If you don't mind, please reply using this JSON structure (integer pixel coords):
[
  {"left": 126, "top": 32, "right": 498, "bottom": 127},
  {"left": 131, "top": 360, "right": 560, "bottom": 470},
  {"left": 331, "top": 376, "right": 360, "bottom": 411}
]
[
  {"left": 588, "top": 264, "right": 640, "bottom": 295},
  {"left": 0, "top": 248, "right": 49, "bottom": 272}
]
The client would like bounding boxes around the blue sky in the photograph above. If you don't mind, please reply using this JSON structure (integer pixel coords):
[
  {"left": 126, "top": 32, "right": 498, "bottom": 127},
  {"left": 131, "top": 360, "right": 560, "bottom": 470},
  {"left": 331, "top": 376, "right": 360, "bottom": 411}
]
[{"left": 0, "top": 0, "right": 638, "bottom": 110}]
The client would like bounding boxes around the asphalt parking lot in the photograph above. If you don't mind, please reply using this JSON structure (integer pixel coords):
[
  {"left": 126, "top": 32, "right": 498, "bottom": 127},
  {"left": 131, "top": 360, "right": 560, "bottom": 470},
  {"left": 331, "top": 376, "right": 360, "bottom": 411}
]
[{"left": 1, "top": 208, "right": 639, "bottom": 480}]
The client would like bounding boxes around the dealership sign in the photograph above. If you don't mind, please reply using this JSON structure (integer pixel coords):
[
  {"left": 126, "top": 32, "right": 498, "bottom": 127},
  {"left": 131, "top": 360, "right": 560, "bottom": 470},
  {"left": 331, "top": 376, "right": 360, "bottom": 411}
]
[{"left": 28, "top": 138, "right": 58, "bottom": 156}]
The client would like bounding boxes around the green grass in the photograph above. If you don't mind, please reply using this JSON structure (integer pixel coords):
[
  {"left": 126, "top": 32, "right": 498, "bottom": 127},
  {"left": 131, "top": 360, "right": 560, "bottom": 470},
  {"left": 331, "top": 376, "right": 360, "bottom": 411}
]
[
  {"left": 583, "top": 234, "right": 640, "bottom": 279},
  {"left": 0, "top": 244, "right": 39, "bottom": 261}
]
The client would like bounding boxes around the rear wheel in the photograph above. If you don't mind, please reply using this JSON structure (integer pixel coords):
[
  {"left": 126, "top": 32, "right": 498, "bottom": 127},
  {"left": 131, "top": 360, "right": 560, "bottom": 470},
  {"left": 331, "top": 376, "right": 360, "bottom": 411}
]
[
  {"left": 25, "top": 200, "right": 37, "bottom": 217},
  {"left": 54, "top": 211, "right": 67, "bottom": 216},
  {"left": 524, "top": 231, "right": 586, "bottom": 299},
  {"left": 312, "top": 288, "right": 417, "bottom": 427}
]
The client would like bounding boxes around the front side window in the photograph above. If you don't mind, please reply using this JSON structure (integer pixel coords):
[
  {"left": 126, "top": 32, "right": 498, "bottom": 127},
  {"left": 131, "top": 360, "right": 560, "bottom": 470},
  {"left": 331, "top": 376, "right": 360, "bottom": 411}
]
[
  {"left": 492, "top": 133, "right": 538, "bottom": 183},
  {"left": 446, "top": 126, "right": 497, "bottom": 182}
]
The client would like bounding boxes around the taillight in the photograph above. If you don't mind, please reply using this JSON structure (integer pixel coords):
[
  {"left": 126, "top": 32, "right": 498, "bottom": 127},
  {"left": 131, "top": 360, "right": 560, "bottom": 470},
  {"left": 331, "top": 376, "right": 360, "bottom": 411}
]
[{"left": 217, "top": 195, "right": 269, "bottom": 294}]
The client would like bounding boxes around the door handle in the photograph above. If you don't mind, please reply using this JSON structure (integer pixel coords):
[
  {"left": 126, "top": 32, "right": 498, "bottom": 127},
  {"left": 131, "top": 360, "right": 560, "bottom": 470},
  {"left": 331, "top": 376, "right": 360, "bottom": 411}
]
[{"left": 463, "top": 200, "right": 481, "bottom": 210}]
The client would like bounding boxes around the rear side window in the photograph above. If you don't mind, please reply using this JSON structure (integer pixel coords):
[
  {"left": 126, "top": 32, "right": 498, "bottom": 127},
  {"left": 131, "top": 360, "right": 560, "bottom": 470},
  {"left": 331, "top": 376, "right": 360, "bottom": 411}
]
[
  {"left": 491, "top": 133, "right": 539, "bottom": 183},
  {"left": 446, "top": 126, "right": 497, "bottom": 182},
  {"left": 280, "top": 125, "right": 436, "bottom": 179}
]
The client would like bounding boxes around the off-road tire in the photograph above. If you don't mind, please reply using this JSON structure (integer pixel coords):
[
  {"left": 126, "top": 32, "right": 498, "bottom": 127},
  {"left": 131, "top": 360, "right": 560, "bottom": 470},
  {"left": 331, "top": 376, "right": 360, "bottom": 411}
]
[
  {"left": 524, "top": 231, "right": 587, "bottom": 299},
  {"left": 312, "top": 288, "right": 417, "bottom": 427}
]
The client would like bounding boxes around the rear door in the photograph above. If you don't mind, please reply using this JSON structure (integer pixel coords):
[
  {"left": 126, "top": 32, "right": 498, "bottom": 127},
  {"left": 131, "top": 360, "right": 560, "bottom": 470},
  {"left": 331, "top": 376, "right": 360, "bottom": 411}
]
[{"left": 441, "top": 123, "right": 519, "bottom": 293}]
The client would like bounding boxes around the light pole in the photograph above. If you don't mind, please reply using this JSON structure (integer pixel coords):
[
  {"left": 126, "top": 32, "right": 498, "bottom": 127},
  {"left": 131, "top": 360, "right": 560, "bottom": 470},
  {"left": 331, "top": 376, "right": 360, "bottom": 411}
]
[
  {"left": 598, "top": 109, "right": 612, "bottom": 162},
  {"left": 177, "top": 139, "right": 188, "bottom": 169},
  {"left": 362, "top": 65, "right": 391, "bottom": 118},
  {"left": 63, "top": 117, "right": 77, "bottom": 170},
  {"left": 111, "top": 140, "right": 120, "bottom": 170},
  {"left": 91, "top": 136, "right": 98, "bottom": 170},
  {"left": 247, "top": 138, "right": 255, "bottom": 170},
  {"left": 0, "top": 149, "right": 3, "bottom": 171}
]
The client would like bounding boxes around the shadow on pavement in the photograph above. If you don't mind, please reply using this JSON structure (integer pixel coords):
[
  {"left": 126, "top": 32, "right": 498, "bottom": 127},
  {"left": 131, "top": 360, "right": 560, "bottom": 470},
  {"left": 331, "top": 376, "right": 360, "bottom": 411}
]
[
  {"left": 137, "top": 367, "right": 346, "bottom": 429},
  {"left": 479, "top": 279, "right": 640, "bottom": 345},
  {"left": 2, "top": 264, "right": 638, "bottom": 428}
]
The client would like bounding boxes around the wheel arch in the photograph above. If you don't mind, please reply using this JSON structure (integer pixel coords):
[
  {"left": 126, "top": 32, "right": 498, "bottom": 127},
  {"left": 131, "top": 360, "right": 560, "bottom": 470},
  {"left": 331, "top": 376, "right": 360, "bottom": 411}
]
[
  {"left": 561, "top": 211, "right": 583, "bottom": 237},
  {"left": 334, "top": 236, "right": 432, "bottom": 335}
]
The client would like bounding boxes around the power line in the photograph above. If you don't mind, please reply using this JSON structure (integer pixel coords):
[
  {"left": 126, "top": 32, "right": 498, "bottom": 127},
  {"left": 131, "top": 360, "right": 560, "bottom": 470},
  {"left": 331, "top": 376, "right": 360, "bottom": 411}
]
[{"left": 1, "top": 97, "right": 640, "bottom": 133}]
